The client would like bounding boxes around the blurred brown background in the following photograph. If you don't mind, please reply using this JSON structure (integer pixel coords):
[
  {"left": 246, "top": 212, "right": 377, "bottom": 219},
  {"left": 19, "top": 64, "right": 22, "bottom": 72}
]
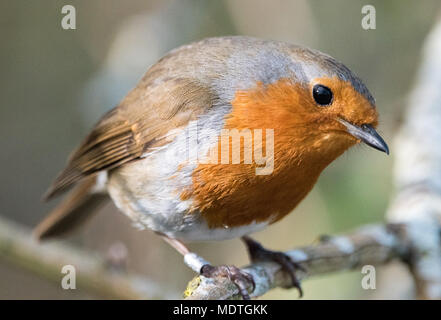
[{"left": 0, "top": 0, "right": 440, "bottom": 299}]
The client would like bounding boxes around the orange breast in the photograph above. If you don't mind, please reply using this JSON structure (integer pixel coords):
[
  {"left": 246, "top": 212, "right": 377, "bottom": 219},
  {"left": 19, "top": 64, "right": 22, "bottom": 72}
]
[{"left": 181, "top": 79, "right": 355, "bottom": 228}]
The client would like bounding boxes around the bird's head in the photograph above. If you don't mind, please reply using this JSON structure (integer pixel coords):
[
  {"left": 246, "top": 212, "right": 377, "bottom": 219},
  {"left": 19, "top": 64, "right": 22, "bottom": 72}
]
[
  {"left": 224, "top": 42, "right": 389, "bottom": 167},
  {"left": 287, "top": 73, "right": 389, "bottom": 155}
]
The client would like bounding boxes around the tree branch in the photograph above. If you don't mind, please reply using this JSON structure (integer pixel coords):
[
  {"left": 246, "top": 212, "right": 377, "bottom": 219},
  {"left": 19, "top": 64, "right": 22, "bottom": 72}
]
[
  {"left": 385, "top": 17, "right": 441, "bottom": 299},
  {"left": 183, "top": 222, "right": 435, "bottom": 300},
  {"left": 0, "top": 216, "right": 177, "bottom": 299}
]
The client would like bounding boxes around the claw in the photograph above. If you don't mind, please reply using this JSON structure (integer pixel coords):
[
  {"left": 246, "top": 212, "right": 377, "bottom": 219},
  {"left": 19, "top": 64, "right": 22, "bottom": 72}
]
[
  {"left": 200, "top": 264, "right": 255, "bottom": 300},
  {"left": 242, "top": 236, "right": 304, "bottom": 298}
]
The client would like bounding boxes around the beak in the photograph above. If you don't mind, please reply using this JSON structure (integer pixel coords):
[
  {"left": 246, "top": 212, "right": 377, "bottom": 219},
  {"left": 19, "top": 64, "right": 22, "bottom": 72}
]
[{"left": 338, "top": 119, "right": 389, "bottom": 155}]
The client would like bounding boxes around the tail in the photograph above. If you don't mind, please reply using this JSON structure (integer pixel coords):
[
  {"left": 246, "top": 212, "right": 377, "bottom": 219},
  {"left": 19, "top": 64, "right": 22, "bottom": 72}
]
[{"left": 34, "top": 175, "right": 109, "bottom": 240}]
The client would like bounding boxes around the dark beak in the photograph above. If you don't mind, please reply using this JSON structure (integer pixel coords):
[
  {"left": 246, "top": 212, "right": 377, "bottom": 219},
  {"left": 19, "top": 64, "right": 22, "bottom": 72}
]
[{"left": 338, "top": 119, "right": 389, "bottom": 155}]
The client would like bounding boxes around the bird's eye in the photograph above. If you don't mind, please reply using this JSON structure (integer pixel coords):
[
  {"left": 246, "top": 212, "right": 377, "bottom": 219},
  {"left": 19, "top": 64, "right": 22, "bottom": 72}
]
[{"left": 312, "top": 84, "right": 333, "bottom": 106}]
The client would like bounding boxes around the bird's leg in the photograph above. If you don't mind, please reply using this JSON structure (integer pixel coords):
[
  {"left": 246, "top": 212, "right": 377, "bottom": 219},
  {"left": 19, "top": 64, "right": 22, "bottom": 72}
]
[
  {"left": 241, "top": 235, "right": 304, "bottom": 297},
  {"left": 158, "top": 233, "right": 255, "bottom": 300}
]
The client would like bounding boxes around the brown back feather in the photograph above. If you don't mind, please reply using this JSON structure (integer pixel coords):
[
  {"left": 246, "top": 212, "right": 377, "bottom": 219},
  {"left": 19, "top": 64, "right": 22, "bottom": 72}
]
[{"left": 44, "top": 119, "right": 141, "bottom": 199}]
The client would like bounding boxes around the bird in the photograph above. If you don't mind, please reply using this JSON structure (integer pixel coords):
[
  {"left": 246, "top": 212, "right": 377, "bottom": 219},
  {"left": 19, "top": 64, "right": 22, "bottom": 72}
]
[{"left": 35, "top": 36, "right": 389, "bottom": 299}]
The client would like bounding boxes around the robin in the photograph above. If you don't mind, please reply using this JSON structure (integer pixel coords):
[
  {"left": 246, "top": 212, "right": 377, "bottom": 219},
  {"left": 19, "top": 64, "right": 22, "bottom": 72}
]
[{"left": 35, "top": 36, "right": 389, "bottom": 299}]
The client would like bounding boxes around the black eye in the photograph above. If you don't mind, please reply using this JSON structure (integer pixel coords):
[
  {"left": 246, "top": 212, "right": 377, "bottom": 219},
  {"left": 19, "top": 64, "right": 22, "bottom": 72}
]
[{"left": 312, "top": 84, "right": 333, "bottom": 106}]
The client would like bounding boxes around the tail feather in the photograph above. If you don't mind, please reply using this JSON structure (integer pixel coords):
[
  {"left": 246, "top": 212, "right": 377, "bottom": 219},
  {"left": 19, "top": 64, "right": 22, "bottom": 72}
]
[{"left": 35, "top": 175, "right": 109, "bottom": 240}]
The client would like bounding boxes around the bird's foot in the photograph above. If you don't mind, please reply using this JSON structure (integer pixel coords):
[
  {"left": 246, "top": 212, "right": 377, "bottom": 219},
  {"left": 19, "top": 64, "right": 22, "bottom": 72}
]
[
  {"left": 200, "top": 264, "right": 255, "bottom": 300},
  {"left": 242, "top": 236, "right": 305, "bottom": 297}
]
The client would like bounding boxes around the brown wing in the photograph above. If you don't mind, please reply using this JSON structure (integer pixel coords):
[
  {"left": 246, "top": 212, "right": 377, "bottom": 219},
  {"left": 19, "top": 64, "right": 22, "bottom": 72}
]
[{"left": 44, "top": 77, "right": 214, "bottom": 200}]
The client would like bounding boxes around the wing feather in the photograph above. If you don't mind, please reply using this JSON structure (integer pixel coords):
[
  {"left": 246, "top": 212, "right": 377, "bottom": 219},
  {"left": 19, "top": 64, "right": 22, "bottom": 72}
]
[{"left": 44, "top": 78, "right": 214, "bottom": 200}]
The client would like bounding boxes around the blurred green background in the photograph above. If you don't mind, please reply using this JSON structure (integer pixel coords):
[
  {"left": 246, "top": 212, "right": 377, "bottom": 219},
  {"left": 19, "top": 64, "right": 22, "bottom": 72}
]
[{"left": 0, "top": 0, "right": 439, "bottom": 299}]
